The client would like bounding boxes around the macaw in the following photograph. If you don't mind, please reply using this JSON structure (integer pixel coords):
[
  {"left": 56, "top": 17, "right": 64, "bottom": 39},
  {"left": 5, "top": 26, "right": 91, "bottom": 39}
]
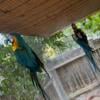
[
  {"left": 71, "top": 23, "right": 100, "bottom": 72},
  {"left": 6, "top": 33, "right": 50, "bottom": 100}
]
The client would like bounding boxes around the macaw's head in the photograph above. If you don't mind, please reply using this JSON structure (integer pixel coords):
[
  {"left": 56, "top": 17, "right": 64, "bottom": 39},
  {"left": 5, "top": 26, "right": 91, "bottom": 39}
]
[
  {"left": 7, "top": 32, "right": 22, "bottom": 51},
  {"left": 7, "top": 32, "right": 21, "bottom": 41},
  {"left": 71, "top": 23, "right": 79, "bottom": 34}
]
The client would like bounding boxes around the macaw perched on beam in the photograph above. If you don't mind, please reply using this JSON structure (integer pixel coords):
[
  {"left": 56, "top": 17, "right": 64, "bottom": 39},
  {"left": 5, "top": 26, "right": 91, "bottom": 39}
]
[
  {"left": 6, "top": 33, "right": 50, "bottom": 100},
  {"left": 71, "top": 23, "right": 100, "bottom": 72}
]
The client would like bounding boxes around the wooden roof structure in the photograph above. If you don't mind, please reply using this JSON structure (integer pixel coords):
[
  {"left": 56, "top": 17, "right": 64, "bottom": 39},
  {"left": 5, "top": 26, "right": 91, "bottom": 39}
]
[{"left": 0, "top": 0, "right": 100, "bottom": 36}]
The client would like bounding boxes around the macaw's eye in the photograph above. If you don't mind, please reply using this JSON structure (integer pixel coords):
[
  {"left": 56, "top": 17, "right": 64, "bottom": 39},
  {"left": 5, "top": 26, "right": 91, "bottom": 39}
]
[{"left": 7, "top": 35, "right": 13, "bottom": 43}]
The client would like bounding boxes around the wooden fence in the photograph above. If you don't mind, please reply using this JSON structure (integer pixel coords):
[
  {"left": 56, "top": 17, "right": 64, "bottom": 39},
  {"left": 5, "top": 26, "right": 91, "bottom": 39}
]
[
  {"left": 44, "top": 38, "right": 100, "bottom": 100},
  {"left": 0, "top": 96, "right": 16, "bottom": 100}
]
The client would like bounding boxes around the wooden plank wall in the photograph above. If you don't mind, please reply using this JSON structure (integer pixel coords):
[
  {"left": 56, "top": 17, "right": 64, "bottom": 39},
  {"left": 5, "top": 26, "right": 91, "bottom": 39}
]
[{"left": 0, "top": 0, "right": 100, "bottom": 36}]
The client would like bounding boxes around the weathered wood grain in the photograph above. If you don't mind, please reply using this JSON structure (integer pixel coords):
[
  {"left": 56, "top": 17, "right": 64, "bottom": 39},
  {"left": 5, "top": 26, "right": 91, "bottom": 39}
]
[{"left": 0, "top": 0, "right": 99, "bottom": 36}]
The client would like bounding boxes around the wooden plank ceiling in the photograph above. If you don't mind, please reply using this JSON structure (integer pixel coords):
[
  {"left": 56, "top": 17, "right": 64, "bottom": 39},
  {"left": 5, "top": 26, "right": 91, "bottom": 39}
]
[{"left": 0, "top": 0, "right": 100, "bottom": 36}]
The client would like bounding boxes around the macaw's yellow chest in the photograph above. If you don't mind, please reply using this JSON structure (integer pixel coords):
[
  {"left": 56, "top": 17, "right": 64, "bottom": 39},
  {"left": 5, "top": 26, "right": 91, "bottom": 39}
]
[{"left": 12, "top": 37, "right": 19, "bottom": 51}]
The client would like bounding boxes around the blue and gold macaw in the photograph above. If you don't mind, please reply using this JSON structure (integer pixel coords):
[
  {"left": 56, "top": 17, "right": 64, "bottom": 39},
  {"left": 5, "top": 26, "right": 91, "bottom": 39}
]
[
  {"left": 6, "top": 33, "right": 50, "bottom": 100},
  {"left": 71, "top": 23, "right": 100, "bottom": 72}
]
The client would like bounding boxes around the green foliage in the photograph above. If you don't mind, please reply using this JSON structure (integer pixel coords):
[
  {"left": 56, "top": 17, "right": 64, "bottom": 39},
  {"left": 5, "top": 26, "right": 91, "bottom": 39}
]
[{"left": 77, "top": 12, "right": 100, "bottom": 36}]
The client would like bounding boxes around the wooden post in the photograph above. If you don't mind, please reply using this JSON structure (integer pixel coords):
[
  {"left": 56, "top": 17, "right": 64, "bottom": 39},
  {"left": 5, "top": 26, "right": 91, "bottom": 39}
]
[{"left": 50, "top": 70, "right": 69, "bottom": 100}]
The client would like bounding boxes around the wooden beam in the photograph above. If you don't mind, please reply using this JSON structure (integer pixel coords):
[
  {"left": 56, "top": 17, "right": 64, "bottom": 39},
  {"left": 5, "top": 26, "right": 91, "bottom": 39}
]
[{"left": 0, "top": 0, "right": 100, "bottom": 36}]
